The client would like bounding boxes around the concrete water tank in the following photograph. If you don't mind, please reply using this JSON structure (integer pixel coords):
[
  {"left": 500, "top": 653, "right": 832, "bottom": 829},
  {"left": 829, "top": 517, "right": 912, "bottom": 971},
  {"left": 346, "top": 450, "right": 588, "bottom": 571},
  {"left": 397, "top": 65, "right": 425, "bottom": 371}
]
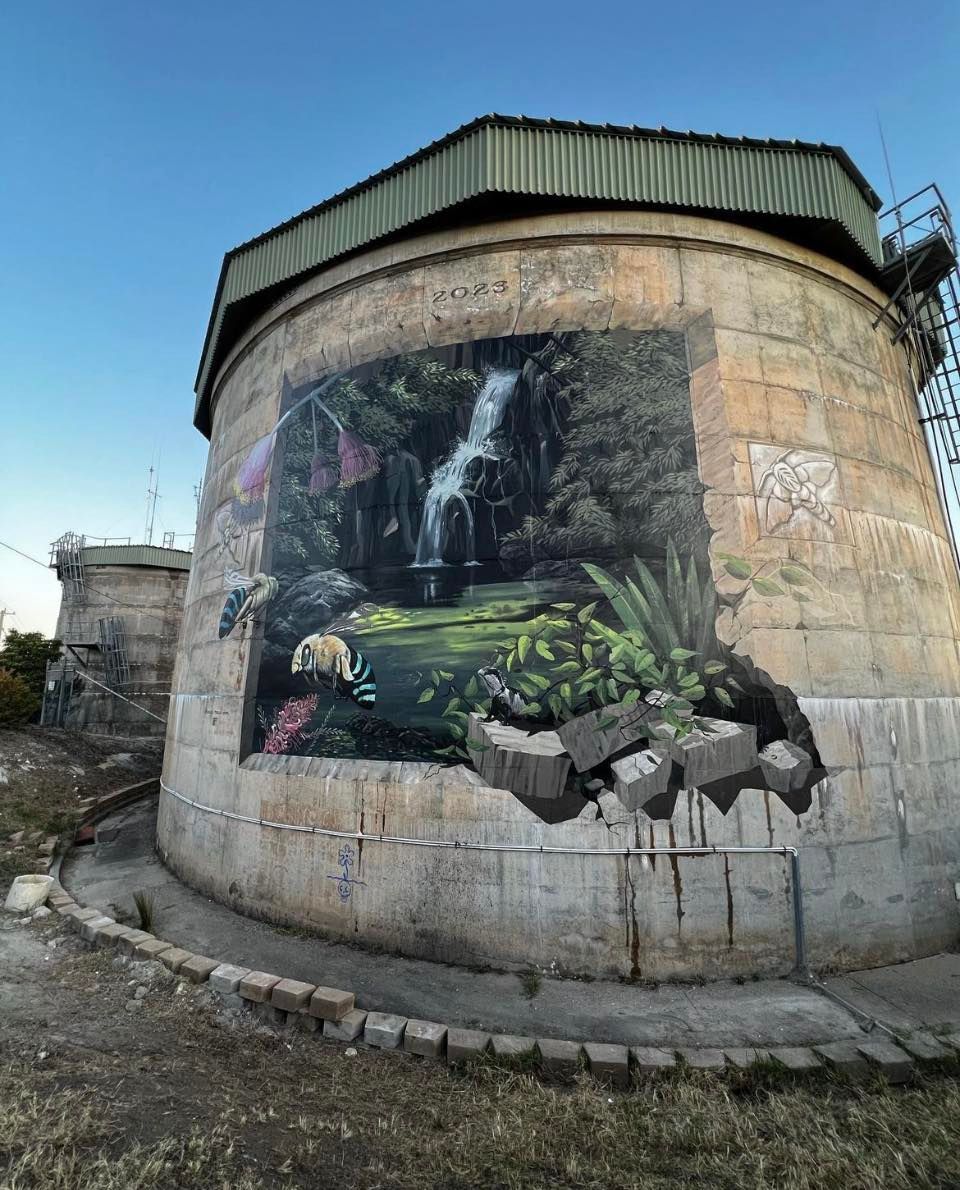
[{"left": 159, "top": 117, "right": 960, "bottom": 978}]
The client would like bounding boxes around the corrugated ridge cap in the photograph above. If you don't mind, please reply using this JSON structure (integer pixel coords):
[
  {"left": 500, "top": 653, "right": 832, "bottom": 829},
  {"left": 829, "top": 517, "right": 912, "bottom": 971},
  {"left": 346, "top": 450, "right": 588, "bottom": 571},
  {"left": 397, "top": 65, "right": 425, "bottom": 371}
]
[{"left": 79, "top": 545, "right": 192, "bottom": 571}]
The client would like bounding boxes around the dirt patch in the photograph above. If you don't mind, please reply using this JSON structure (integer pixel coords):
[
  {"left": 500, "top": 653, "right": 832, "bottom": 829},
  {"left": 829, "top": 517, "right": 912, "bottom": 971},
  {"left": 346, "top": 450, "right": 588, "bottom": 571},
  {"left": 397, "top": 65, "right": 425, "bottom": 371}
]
[
  {"left": 0, "top": 726, "right": 159, "bottom": 883},
  {"left": 2, "top": 915, "right": 960, "bottom": 1189}
]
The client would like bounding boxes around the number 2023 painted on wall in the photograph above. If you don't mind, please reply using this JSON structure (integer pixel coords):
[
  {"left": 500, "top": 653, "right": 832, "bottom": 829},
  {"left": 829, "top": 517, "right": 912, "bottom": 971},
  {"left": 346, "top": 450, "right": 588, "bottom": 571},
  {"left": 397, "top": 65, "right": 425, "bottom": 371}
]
[{"left": 432, "top": 280, "right": 508, "bottom": 303}]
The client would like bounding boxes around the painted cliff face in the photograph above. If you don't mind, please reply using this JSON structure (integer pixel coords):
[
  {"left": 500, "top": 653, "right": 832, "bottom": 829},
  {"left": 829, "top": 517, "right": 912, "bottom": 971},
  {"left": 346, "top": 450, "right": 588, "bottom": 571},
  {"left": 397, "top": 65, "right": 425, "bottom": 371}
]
[{"left": 222, "top": 329, "right": 827, "bottom": 821}]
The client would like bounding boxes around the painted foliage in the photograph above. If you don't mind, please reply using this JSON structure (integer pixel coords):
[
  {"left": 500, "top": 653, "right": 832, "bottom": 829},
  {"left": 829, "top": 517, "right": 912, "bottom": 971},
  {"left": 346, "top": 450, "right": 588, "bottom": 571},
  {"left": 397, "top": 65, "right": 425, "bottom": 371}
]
[{"left": 221, "top": 329, "right": 828, "bottom": 821}]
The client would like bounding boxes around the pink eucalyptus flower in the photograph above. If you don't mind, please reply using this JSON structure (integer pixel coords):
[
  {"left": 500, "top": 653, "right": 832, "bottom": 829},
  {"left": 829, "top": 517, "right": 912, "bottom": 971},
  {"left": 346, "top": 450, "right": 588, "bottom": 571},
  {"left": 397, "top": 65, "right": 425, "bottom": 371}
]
[
  {"left": 337, "top": 430, "right": 381, "bottom": 488},
  {"left": 262, "top": 693, "right": 319, "bottom": 754},
  {"left": 309, "top": 454, "right": 339, "bottom": 494},
  {"left": 234, "top": 433, "right": 275, "bottom": 504}
]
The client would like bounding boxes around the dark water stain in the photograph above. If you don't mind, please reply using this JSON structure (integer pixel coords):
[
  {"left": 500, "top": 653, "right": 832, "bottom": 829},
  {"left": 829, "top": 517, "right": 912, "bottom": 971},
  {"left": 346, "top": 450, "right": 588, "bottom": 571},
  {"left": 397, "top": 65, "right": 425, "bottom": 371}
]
[
  {"left": 648, "top": 825, "right": 656, "bottom": 871},
  {"left": 687, "top": 790, "right": 695, "bottom": 847},
  {"left": 697, "top": 792, "right": 707, "bottom": 847},
  {"left": 763, "top": 790, "right": 774, "bottom": 847},
  {"left": 723, "top": 853, "right": 734, "bottom": 947},
  {"left": 667, "top": 823, "right": 684, "bottom": 930},
  {"left": 357, "top": 807, "right": 365, "bottom": 867},
  {"left": 625, "top": 824, "right": 643, "bottom": 979}
]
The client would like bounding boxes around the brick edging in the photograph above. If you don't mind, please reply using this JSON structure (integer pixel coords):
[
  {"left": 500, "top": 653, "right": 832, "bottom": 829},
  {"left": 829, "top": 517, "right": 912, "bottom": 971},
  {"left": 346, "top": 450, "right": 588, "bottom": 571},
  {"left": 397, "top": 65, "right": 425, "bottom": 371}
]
[
  {"left": 43, "top": 879, "right": 960, "bottom": 1086},
  {"left": 47, "top": 777, "right": 160, "bottom": 884}
]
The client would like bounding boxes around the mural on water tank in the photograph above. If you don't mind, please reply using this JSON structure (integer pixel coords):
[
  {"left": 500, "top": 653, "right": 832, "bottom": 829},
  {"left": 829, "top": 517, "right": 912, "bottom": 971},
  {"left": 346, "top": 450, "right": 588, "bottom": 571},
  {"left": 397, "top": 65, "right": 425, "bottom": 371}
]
[{"left": 221, "top": 329, "right": 833, "bottom": 822}]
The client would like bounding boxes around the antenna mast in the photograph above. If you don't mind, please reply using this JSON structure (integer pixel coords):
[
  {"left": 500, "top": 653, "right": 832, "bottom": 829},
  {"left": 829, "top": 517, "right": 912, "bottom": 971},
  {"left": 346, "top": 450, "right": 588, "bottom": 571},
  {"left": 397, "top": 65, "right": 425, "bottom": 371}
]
[{"left": 144, "top": 464, "right": 160, "bottom": 546}]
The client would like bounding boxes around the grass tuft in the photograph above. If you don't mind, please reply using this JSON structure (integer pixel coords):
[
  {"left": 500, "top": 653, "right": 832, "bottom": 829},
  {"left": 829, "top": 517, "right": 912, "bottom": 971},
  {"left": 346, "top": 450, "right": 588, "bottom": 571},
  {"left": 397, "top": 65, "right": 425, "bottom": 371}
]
[{"left": 132, "top": 889, "right": 154, "bottom": 932}]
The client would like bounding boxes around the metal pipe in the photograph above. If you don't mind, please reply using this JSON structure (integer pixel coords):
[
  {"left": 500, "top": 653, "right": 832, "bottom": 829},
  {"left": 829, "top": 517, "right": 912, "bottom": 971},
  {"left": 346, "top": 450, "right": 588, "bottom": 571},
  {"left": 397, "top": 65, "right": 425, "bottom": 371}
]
[{"left": 160, "top": 779, "right": 811, "bottom": 973}]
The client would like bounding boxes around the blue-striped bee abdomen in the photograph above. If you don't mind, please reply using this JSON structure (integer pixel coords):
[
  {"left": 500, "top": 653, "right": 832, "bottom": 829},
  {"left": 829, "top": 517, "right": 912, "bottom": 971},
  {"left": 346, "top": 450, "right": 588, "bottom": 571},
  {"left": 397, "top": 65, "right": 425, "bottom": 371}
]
[
  {"left": 344, "top": 646, "right": 376, "bottom": 708},
  {"left": 219, "top": 587, "right": 246, "bottom": 639}
]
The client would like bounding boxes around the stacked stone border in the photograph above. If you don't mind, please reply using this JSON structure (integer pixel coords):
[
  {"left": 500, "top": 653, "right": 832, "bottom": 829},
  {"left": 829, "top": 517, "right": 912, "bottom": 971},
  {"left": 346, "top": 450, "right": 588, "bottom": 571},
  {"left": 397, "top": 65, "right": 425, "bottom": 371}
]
[{"left": 28, "top": 780, "right": 959, "bottom": 1087}]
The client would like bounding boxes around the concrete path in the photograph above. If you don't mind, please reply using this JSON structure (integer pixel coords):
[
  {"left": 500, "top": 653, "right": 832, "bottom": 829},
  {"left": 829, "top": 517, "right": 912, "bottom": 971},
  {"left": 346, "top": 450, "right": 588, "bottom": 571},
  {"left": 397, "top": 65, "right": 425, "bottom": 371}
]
[{"left": 62, "top": 795, "right": 959, "bottom": 1048}]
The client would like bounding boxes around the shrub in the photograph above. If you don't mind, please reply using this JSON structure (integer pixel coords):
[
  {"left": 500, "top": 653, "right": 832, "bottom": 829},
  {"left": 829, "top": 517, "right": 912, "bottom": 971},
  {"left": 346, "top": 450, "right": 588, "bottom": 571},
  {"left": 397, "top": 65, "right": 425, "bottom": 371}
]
[{"left": 0, "top": 668, "right": 39, "bottom": 727}]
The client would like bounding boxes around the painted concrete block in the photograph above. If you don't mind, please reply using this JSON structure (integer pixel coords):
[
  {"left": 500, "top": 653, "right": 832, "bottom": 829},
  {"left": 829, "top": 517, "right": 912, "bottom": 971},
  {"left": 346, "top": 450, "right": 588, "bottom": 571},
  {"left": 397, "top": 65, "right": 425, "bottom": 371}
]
[
  {"left": 584, "top": 1043, "right": 630, "bottom": 1088},
  {"left": 364, "top": 1012, "right": 406, "bottom": 1049},
  {"left": 537, "top": 1038, "right": 583, "bottom": 1075},
  {"left": 630, "top": 1046, "right": 677, "bottom": 1075},
  {"left": 403, "top": 1019, "right": 447, "bottom": 1058},
  {"left": 677, "top": 1048, "right": 726, "bottom": 1070},
  {"left": 446, "top": 1028, "right": 490, "bottom": 1062},
  {"left": 208, "top": 964, "right": 252, "bottom": 995},
  {"left": 159, "top": 947, "right": 194, "bottom": 974},
  {"left": 769, "top": 1047, "right": 821, "bottom": 1072},
  {"left": 180, "top": 955, "right": 220, "bottom": 984},
  {"left": 323, "top": 1009, "right": 368, "bottom": 1042},
  {"left": 308, "top": 986, "right": 355, "bottom": 1021},
  {"left": 856, "top": 1040, "right": 914, "bottom": 1084},
  {"left": 490, "top": 1034, "right": 535, "bottom": 1059},
  {"left": 80, "top": 916, "right": 114, "bottom": 942},
  {"left": 239, "top": 971, "right": 281, "bottom": 1003},
  {"left": 271, "top": 978, "right": 316, "bottom": 1012}
]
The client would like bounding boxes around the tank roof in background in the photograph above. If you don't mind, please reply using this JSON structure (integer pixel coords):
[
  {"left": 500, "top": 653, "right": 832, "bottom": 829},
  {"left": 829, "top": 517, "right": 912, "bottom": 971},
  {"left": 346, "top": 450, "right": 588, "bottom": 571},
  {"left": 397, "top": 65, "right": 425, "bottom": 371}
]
[
  {"left": 193, "top": 113, "right": 887, "bottom": 436},
  {"left": 77, "top": 544, "right": 192, "bottom": 571}
]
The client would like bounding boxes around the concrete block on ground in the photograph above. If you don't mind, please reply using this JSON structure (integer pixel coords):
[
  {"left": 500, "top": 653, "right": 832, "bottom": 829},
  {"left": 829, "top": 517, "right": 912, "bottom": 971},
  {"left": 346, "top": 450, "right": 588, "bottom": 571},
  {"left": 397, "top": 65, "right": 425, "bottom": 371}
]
[
  {"left": 364, "top": 1012, "right": 406, "bottom": 1049},
  {"left": 66, "top": 907, "right": 101, "bottom": 926},
  {"left": 857, "top": 1040, "right": 914, "bottom": 1084},
  {"left": 180, "top": 955, "right": 220, "bottom": 984},
  {"left": 404, "top": 1019, "right": 447, "bottom": 1058},
  {"left": 769, "top": 1047, "right": 822, "bottom": 1072},
  {"left": 133, "top": 937, "right": 174, "bottom": 961},
  {"left": 117, "top": 930, "right": 154, "bottom": 957},
  {"left": 48, "top": 892, "right": 73, "bottom": 909},
  {"left": 238, "top": 971, "right": 282, "bottom": 1003},
  {"left": 584, "top": 1043, "right": 630, "bottom": 1088},
  {"left": 446, "top": 1028, "right": 490, "bottom": 1063},
  {"left": 308, "top": 986, "right": 355, "bottom": 1021},
  {"left": 723, "top": 1048, "right": 769, "bottom": 1069},
  {"left": 80, "top": 916, "right": 115, "bottom": 942},
  {"left": 537, "top": 1038, "right": 583, "bottom": 1075},
  {"left": 3, "top": 874, "right": 54, "bottom": 913},
  {"left": 271, "top": 978, "right": 316, "bottom": 1012},
  {"left": 159, "top": 947, "right": 194, "bottom": 974},
  {"left": 677, "top": 1048, "right": 726, "bottom": 1070},
  {"left": 208, "top": 963, "right": 251, "bottom": 995},
  {"left": 813, "top": 1041, "right": 871, "bottom": 1080},
  {"left": 630, "top": 1046, "right": 677, "bottom": 1075},
  {"left": 490, "top": 1034, "right": 535, "bottom": 1060},
  {"left": 55, "top": 903, "right": 79, "bottom": 917},
  {"left": 323, "top": 1009, "right": 368, "bottom": 1042},
  {"left": 93, "top": 923, "right": 135, "bottom": 949},
  {"left": 897, "top": 1033, "right": 952, "bottom": 1061},
  {"left": 295, "top": 1009, "right": 321, "bottom": 1033}
]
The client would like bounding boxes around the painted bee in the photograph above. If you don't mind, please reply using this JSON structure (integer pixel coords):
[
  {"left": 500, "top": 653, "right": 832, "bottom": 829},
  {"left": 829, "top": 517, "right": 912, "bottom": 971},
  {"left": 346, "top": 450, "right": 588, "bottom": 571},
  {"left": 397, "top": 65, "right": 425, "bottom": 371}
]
[
  {"left": 218, "top": 573, "right": 278, "bottom": 639},
  {"left": 291, "top": 633, "right": 376, "bottom": 709}
]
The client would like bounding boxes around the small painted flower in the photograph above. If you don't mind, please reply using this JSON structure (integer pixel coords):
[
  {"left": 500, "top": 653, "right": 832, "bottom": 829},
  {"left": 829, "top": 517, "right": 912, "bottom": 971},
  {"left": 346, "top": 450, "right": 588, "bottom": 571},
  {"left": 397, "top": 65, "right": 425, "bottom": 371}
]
[
  {"left": 337, "top": 430, "right": 381, "bottom": 488},
  {"left": 309, "top": 454, "right": 339, "bottom": 494}
]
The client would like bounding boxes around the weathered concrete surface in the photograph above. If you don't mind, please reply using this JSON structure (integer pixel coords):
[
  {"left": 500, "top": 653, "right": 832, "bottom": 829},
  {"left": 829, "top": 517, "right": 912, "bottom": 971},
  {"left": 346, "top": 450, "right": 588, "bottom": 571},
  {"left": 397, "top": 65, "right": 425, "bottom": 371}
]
[
  {"left": 160, "top": 209, "right": 960, "bottom": 979},
  {"left": 62, "top": 799, "right": 915, "bottom": 1049},
  {"left": 824, "top": 954, "right": 960, "bottom": 1033}
]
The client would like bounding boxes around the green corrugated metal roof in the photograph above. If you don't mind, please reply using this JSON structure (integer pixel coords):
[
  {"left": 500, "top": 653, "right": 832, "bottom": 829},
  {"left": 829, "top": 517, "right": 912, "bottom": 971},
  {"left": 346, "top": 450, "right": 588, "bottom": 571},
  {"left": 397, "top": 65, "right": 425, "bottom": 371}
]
[
  {"left": 79, "top": 545, "right": 192, "bottom": 571},
  {"left": 194, "top": 114, "right": 885, "bottom": 435}
]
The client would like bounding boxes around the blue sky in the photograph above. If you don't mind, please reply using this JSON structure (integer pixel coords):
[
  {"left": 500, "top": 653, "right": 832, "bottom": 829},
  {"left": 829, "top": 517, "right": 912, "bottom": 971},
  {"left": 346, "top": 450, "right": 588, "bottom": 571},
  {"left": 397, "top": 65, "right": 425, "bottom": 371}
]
[{"left": 1, "top": 0, "right": 957, "bottom": 635}]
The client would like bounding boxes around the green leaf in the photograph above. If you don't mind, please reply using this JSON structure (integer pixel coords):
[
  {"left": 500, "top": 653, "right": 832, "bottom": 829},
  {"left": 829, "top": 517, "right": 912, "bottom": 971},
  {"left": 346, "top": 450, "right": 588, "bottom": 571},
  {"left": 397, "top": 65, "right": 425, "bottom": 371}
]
[
  {"left": 464, "top": 675, "right": 479, "bottom": 699},
  {"left": 778, "top": 564, "right": 812, "bottom": 586},
  {"left": 521, "top": 702, "right": 542, "bottom": 716},
  {"left": 443, "top": 696, "right": 462, "bottom": 716},
  {"left": 535, "top": 640, "right": 555, "bottom": 661},
  {"left": 551, "top": 602, "right": 576, "bottom": 611},
  {"left": 679, "top": 671, "right": 701, "bottom": 688},
  {"left": 526, "top": 672, "right": 552, "bottom": 691},
  {"left": 580, "top": 667, "right": 604, "bottom": 683},
  {"left": 577, "top": 601, "right": 599, "bottom": 625},
  {"left": 703, "top": 661, "right": 726, "bottom": 675},
  {"left": 555, "top": 639, "right": 577, "bottom": 655},
  {"left": 751, "top": 577, "right": 785, "bottom": 597},
  {"left": 581, "top": 562, "right": 645, "bottom": 634},
  {"left": 603, "top": 678, "right": 620, "bottom": 702},
  {"left": 438, "top": 670, "right": 454, "bottom": 680},
  {"left": 582, "top": 642, "right": 594, "bottom": 663},
  {"left": 684, "top": 684, "right": 706, "bottom": 701},
  {"left": 727, "top": 677, "right": 745, "bottom": 693},
  {"left": 517, "top": 635, "right": 532, "bottom": 664},
  {"left": 612, "top": 669, "right": 632, "bottom": 685},
  {"left": 465, "top": 740, "right": 490, "bottom": 752},
  {"left": 714, "top": 686, "right": 734, "bottom": 708},
  {"left": 551, "top": 661, "right": 582, "bottom": 676},
  {"left": 560, "top": 682, "right": 574, "bottom": 704},
  {"left": 621, "top": 689, "right": 642, "bottom": 706},
  {"left": 448, "top": 723, "right": 465, "bottom": 740},
  {"left": 547, "top": 694, "right": 563, "bottom": 719},
  {"left": 721, "top": 555, "right": 753, "bottom": 580},
  {"left": 430, "top": 670, "right": 441, "bottom": 685},
  {"left": 506, "top": 649, "right": 518, "bottom": 671},
  {"left": 670, "top": 647, "right": 697, "bottom": 661},
  {"left": 417, "top": 688, "right": 435, "bottom": 704}
]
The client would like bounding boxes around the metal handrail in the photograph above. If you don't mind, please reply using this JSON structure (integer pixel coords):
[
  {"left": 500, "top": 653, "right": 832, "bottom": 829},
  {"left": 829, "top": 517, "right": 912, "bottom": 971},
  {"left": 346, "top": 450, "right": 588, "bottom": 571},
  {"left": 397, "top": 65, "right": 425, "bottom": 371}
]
[{"left": 159, "top": 778, "right": 809, "bottom": 975}]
